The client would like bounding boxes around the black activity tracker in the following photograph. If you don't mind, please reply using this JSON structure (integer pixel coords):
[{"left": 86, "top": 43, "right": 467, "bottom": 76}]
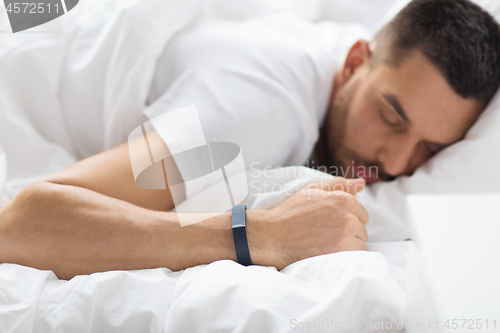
[{"left": 231, "top": 205, "right": 252, "bottom": 266}]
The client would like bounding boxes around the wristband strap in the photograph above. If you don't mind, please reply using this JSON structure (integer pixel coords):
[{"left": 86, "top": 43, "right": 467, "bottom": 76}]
[{"left": 231, "top": 205, "right": 252, "bottom": 266}]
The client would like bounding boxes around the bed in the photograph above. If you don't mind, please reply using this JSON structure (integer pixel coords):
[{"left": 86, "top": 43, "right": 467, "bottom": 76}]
[{"left": 1, "top": 0, "right": 499, "bottom": 332}]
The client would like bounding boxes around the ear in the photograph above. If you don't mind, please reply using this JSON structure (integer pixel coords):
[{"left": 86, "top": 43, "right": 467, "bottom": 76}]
[{"left": 337, "top": 40, "right": 372, "bottom": 87}]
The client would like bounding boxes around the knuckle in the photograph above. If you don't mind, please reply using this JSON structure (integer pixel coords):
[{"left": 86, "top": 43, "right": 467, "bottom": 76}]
[
  {"left": 329, "top": 177, "right": 347, "bottom": 189},
  {"left": 337, "top": 212, "right": 352, "bottom": 225},
  {"left": 344, "top": 215, "right": 359, "bottom": 230},
  {"left": 331, "top": 191, "right": 350, "bottom": 201},
  {"left": 301, "top": 187, "right": 321, "bottom": 198},
  {"left": 335, "top": 192, "right": 357, "bottom": 209},
  {"left": 337, "top": 234, "right": 353, "bottom": 250}
]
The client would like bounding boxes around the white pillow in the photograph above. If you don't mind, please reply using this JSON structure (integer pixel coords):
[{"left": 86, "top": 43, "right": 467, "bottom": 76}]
[
  {"left": 204, "top": 0, "right": 401, "bottom": 31},
  {"left": 204, "top": 0, "right": 327, "bottom": 22},
  {"left": 363, "top": 0, "right": 500, "bottom": 242},
  {"left": 323, "top": 0, "right": 401, "bottom": 33}
]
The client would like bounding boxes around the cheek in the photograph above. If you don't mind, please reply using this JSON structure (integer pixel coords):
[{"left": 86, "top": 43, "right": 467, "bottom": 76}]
[
  {"left": 406, "top": 147, "right": 433, "bottom": 174},
  {"left": 343, "top": 99, "right": 385, "bottom": 158}
]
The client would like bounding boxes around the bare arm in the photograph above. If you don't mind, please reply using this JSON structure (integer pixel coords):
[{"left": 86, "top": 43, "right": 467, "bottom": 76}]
[
  {"left": 45, "top": 130, "right": 177, "bottom": 212},
  {"left": 0, "top": 131, "right": 369, "bottom": 279}
]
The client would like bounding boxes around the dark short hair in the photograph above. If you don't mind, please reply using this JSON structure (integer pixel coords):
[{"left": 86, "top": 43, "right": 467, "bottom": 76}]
[{"left": 372, "top": 0, "right": 500, "bottom": 102}]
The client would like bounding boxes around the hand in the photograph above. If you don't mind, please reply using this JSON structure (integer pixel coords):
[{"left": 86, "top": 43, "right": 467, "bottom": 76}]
[{"left": 248, "top": 177, "right": 369, "bottom": 270}]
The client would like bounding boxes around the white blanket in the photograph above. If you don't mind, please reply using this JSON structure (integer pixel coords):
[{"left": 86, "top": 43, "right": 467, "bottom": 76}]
[
  {"left": 0, "top": 167, "right": 410, "bottom": 333},
  {"left": 0, "top": 0, "right": 200, "bottom": 197}
]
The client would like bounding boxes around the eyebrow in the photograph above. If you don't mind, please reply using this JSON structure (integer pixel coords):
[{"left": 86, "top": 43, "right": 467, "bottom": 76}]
[
  {"left": 383, "top": 93, "right": 452, "bottom": 149},
  {"left": 383, "top": 93, "right": 410, "bottom": 123}
]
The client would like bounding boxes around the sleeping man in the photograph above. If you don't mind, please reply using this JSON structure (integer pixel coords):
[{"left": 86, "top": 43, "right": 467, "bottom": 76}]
[{"left": 1, "top": 0, "right": 500, "bottom": 280}]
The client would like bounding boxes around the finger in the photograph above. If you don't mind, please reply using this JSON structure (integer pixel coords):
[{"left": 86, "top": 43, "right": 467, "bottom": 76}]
[
  {"left": 354, "top": 200, "right": 370, "bottom": 225},
  {"left": 355, "top": 222, "right": 369, "bottom": 242},
  {"left": 304, "top": 177, "right": 365, "bottom": 195},
  {"left": 328, "top": 191, "right": 370, "bottom": 224},
  {"left": 349, "top": 178, "right": 366, "bottom": 195},
  {"left": 350, "top": 238, "right": 369, "bottom": 251}
]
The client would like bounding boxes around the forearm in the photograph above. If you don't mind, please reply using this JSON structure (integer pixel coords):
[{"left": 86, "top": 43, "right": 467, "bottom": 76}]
[{"left": 0, "top": 181, "right": 272, "bottom": 279}]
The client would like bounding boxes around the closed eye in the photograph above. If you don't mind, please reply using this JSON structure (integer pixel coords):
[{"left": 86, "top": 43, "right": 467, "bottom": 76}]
[
  {"left": 379, "top": 108, "right": 402, "bottom": 127},
  {"left": 426, "top": 142, "right": 448, "bottom": 154}
]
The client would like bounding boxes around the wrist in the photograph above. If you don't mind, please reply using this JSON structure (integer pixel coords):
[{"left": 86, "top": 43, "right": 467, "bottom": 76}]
[{"left": 245, "top": 209, "right": 283, "bottom": 269}]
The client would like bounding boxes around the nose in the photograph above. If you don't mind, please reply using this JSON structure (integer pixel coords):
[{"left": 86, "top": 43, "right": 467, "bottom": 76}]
[{"left": 377, "top": 135, "right": 417, "bottom": 177}]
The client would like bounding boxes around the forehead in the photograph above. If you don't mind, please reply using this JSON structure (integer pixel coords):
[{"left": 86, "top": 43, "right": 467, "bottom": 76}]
[{"left": 370, "top": 51, "right": 484, "bottom": 143}]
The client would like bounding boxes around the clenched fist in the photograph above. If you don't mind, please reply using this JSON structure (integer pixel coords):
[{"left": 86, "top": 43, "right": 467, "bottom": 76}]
[{"left": 247, "top": 177, "right": 369, "bottom": 270}]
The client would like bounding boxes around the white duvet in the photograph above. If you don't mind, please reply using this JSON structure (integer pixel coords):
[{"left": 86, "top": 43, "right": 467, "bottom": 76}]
[
  {"left": 1, "top": 167, "right": 410, "bottom": 333},
  {"left": 1, "top": 0, "right": 500, "bottom": 332}
]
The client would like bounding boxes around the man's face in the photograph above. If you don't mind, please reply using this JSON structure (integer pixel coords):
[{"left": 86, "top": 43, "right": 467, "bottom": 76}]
[{"left": 326, "top": 48, "right": 485, "bottom": 183}]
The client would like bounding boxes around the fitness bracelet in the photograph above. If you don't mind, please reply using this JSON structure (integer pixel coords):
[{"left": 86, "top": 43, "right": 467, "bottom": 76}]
[{"left": 231, "top": 205, "right": 252, "bottom": 266}]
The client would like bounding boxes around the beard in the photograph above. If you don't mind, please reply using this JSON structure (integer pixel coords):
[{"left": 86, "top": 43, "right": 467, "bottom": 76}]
[
  {"left": 323, "top": 77, "right": 393, "bottom": 181},
  {"left": 323, "top": 77, "right": 360, "bottom": 173}
]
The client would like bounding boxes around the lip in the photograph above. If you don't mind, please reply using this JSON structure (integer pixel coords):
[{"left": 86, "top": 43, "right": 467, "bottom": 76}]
[{"left": 353, "top": 162, "right": 380, "bottom": 184}]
